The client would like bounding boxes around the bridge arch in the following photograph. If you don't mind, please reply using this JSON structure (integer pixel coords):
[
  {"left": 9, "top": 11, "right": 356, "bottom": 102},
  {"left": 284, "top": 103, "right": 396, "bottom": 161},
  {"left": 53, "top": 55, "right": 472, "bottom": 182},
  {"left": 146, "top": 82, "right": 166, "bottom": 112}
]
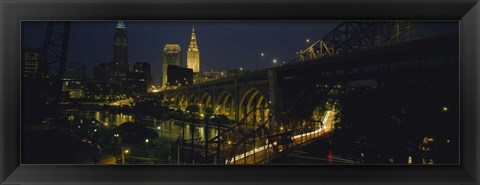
[
  {"left": 215, "top": 90, "right": 235, "bottom": 119},
  {"left": 239, "top": 88, "right": 269, "bottom": 123},
  {"left": 179, "top": 94, "right": 188, "bottom": 109},
  {"left": 188, "top": 93, "right": 199, "bottom": 107},
  {"left": 199, "top": 91, "right": 214, "bottom": 114}
]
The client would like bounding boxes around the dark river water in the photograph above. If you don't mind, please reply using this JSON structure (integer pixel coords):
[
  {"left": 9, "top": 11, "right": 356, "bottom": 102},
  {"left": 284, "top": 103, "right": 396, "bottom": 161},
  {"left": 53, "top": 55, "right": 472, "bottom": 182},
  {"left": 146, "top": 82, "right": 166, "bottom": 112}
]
[{"left": 63, "top": 110, "right": 219, "bottom": 142}]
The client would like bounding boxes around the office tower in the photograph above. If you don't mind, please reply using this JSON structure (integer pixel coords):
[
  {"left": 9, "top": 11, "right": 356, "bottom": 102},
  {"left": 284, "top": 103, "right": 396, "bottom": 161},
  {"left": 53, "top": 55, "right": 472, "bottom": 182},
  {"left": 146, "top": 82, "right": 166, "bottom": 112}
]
[
  {"left": 162, "top": 44, "right": 182, "bottom": 86},
  {"left": 112, "top": 21, "right": 129, "bottom": 84}
]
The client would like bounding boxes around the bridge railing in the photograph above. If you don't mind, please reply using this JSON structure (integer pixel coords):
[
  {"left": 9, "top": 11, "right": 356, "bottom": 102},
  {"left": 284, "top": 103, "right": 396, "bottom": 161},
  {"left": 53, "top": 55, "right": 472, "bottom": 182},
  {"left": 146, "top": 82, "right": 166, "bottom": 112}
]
[{"left": 220, "top": 109, "right": 336, "bottom": 164}]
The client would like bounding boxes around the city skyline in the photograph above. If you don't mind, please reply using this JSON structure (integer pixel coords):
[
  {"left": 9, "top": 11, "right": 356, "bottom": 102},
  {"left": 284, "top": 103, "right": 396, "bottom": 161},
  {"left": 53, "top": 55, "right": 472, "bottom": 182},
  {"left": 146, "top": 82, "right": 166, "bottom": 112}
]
[
  {"left": 21, "top": 21, "right": 342, "bottom": 85},
  {"left": 22, "top": 21, "right": 458, "bottom": 85}
]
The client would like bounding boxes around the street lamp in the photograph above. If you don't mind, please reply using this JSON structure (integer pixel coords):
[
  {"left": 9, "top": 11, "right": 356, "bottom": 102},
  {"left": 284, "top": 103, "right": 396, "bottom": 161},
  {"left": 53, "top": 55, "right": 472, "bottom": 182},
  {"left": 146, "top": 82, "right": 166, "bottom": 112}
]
[
  {"left": 121, "top": 147, "right": 129, "bottom": 164},
  {"left": 256, "top": 52, "right": 265, "bottom": 70},
  {"left": 145, "top": 139, "right": 149, "bottom": 148},
  {"left": 306, "top": 38, "right": 310, "bottom": 43}
]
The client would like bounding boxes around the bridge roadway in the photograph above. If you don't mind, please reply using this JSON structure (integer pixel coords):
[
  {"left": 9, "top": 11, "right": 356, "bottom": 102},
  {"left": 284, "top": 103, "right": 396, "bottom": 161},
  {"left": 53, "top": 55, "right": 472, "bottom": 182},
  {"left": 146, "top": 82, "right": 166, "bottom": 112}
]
[{"left": 226, "top": 110, "right": 335, "bottom": 164}]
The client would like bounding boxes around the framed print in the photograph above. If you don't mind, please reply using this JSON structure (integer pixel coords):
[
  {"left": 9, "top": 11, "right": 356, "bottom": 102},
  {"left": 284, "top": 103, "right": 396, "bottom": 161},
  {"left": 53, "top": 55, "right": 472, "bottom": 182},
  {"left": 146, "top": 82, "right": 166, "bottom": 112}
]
[{"left": 1, "top": 0, "right": 479, "bottom": 184}]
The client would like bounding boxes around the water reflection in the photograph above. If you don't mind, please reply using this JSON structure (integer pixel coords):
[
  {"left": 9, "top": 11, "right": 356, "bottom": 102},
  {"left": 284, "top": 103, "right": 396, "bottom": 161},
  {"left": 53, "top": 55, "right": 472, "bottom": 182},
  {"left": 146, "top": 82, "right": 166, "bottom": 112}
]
[
  {"left": 66, "top": 110, "right": 135, "bottom": 126},
  {"left": 66, "top": 110, "right": 219, "bottom": 143},
  {"left": 143, "top": 119, "right": 219, "bottom": 142}
]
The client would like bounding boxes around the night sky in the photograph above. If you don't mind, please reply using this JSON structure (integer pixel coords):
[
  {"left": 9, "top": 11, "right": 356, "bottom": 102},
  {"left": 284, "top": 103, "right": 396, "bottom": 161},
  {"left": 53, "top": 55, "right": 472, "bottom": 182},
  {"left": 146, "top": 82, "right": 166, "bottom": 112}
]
[{"left": 22, "top": 21, "right": 458, "bottom": 85}]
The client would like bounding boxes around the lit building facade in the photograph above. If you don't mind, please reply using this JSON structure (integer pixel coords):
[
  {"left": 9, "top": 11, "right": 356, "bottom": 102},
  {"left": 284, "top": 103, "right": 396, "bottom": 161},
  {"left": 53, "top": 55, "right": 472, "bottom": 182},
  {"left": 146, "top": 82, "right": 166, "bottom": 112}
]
[
  {"left": 162, "top": 44, "right": 182, "bottom": 86},
  {"left": 22, "top": 47, "right": 42, "bottom": 80},
  {"left": 187, "top": 27, "right": 200, "bottom": 73}
]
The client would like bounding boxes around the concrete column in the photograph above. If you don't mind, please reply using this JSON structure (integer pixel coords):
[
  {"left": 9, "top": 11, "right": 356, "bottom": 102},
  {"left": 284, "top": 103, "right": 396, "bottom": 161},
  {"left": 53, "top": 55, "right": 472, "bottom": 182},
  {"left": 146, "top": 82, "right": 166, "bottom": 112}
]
[
  {"left": 235, "top": 78, "right": 239, "bottom": 122},
  {"left": 186, "top": 88, "right": 189, "bottom": 106},
  {"left": 268, "top": 69, "right": 277, "bottom": 113},
  {"left": 213, "top": 83, "right": 216, "bottom": 113}
]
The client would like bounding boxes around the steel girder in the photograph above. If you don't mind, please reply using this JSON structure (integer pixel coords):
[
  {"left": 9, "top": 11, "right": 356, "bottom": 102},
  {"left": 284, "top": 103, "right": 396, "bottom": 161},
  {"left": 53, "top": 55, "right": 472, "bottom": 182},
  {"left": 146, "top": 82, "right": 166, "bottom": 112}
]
[
  {"left": 39, "top": 21, "right": 71, "bottom": 94},
  {"left": 295, "top": 21, "right": 416, "bottom": 62}
]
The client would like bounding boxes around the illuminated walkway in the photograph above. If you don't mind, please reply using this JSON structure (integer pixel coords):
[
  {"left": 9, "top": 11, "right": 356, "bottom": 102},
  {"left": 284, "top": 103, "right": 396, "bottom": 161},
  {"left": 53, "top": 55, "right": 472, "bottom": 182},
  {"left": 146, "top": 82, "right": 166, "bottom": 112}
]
[{"left": 227, "top": 110, "right": 336, "bottom": 164}]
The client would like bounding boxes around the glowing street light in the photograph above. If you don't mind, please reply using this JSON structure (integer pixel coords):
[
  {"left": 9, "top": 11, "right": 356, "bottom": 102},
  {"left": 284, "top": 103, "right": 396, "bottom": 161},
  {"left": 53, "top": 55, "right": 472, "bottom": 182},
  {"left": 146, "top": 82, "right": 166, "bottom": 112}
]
[
  {"left": 442, "top": 106, "right": 449, "bottom": 112},
  {"left": 306, "top": 38, "right": 310, "bottom": 43},
  {"left": 260, "top": 53, "right": 265, "bottom": 56},
  {"left": 121, "top": 147, "right": 129, "bottom": 164},
  {"left": 273, "top": 59, "right": 277, "bottom": 64}
]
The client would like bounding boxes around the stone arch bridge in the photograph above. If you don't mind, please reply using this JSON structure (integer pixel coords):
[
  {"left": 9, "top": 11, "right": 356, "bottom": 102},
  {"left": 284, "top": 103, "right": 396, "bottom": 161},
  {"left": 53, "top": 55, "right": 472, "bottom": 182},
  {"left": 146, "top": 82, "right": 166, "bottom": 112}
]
[{"left": 161, "top": 70, "right": 275, "bottom": 123}]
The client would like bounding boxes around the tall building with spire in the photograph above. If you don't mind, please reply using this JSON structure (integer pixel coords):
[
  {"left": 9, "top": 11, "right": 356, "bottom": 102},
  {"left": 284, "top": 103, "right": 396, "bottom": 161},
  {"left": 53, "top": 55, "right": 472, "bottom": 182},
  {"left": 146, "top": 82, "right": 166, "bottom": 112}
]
[
  {"left": 187, "top": 27, "right": 200, "bottom": 73},
  {"left": 113, "top": 21, "right": 129, "bottom": 75}
]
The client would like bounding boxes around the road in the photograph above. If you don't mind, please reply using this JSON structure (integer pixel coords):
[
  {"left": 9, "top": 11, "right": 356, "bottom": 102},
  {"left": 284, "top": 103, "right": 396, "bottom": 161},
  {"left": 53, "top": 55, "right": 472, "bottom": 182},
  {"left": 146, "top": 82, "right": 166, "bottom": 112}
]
[{"left": 227, "top": 110, "right": 336, "bottom": 164}]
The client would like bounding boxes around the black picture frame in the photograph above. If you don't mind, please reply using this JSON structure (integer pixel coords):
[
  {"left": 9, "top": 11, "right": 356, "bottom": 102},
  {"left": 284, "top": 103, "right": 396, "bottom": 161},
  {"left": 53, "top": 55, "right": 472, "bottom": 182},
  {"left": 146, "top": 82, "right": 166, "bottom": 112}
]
[{"left": 1, "top": 0, "right": 479, "bottom": 184}]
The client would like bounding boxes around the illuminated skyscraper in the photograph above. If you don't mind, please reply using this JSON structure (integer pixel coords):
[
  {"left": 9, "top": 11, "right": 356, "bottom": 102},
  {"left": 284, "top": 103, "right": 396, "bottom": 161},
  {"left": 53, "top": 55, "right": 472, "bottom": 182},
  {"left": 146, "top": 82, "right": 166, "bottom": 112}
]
[
  {"left": 113, "top": 21, "right": 129, "bottom": 75},
  {"left": 187, "top": 27, "right": 200, "bottom": 73},
  {"left": 162, "top": 44, "right": 182, "bottom": 86}
]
